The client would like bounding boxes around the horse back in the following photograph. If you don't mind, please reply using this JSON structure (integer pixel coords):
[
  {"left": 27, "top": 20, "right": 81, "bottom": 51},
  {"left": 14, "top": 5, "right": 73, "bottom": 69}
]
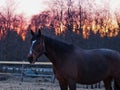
[{"left": 71, "top": 48, "right": 120, "bottom": 84}]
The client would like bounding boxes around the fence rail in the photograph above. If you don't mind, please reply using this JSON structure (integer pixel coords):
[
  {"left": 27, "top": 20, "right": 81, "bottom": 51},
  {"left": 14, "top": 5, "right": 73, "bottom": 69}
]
[
  {"left": 0, "top": 61, "right": 52, "bottom": 65},
  {"left": 0, "top": 61, "right": 54, "bottom": 82}
]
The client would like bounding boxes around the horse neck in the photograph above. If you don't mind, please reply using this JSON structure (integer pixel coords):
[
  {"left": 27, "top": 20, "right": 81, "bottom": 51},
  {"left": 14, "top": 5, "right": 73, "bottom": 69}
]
[{"left": 43, "top": 35, "right": 74, "bottom": 66}]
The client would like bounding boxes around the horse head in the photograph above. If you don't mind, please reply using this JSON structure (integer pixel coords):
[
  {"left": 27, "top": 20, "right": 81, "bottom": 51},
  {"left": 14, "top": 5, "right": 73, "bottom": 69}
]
[{"left": 27, "top": 29, "right": 45, "bottom": 64}]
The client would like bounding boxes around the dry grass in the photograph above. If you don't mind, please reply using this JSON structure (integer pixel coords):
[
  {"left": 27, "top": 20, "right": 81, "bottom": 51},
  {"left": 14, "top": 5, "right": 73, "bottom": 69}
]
[{"left": 0, "top": 75, "right": 105, "bottom": 90}]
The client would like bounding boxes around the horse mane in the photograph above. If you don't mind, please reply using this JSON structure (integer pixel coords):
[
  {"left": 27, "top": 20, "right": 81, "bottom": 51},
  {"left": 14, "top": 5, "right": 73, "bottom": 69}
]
[{"left": 43, "top": 35, "right": 74, "bottom": 53}]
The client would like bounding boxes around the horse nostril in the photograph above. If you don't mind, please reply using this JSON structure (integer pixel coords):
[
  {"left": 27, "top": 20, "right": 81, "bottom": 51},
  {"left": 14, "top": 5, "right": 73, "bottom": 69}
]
[
  {"left": 29, "top": 56, "right": 33, "bottom": 60},
  {"left": 27, "top": 55, "right": 33, "bottom": 63}
]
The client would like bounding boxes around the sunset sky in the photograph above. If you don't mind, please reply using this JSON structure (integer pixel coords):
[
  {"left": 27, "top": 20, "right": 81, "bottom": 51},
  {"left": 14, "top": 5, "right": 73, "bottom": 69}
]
[
  {"left": 0, "top": 0, "right": 120, "bottom": 38},
  {"left": 0, "top": 0, "right": 120, "bottom": 21},
  {"left": 16, "top": 0, "right": 49, "bottom": 17},
  {"left": 0, "top": 0, "right": 49, "bottom": 19}
]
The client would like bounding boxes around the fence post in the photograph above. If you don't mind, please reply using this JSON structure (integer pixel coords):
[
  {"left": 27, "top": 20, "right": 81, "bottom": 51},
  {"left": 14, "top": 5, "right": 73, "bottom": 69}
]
[{"left": 21, "top": 60, "right": 24, "bottom": 82}]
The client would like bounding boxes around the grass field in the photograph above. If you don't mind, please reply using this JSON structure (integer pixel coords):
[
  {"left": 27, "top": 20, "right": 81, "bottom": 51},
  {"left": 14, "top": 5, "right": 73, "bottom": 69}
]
[{"left": 0, "top": 75, "right": 105, "bottom": 90}]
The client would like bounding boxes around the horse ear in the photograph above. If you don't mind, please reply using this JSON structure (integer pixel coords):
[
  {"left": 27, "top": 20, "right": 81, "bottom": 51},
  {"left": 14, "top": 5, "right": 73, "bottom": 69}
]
[
  {"left": 30, "top": 30, "right": 34, "bottom": 36},
  {"left": 38, "top": 29, "right": 41, "bottom": 36}
]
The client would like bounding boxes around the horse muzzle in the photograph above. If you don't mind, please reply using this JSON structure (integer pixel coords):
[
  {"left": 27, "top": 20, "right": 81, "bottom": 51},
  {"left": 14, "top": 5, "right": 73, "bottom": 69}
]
[{"left": 27, "top": 54, "right": 37, "bottom": 64}]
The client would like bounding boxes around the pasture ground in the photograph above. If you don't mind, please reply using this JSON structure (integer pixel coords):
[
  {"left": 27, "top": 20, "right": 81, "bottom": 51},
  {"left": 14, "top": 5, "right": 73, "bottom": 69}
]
[{"left": 0, "top": 74, "right": 104, "bottom": 90}]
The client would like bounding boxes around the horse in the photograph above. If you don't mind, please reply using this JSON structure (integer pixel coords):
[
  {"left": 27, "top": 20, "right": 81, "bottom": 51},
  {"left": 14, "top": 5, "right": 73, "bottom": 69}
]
[{"left": 27, "top": 29, "right": 120, "bottom": 90}]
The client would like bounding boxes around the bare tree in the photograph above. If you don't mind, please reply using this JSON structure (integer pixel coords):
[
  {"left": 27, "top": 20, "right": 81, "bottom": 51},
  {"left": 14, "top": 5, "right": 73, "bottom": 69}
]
[{"left": 1, "top": 0, "right": 17, "bottom": 30}]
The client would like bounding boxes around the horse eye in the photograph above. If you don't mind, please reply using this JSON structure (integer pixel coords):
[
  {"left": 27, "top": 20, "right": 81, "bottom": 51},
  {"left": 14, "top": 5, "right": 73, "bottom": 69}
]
[{"left": 35, "top": 41, "right": 40, "bottom": 44}]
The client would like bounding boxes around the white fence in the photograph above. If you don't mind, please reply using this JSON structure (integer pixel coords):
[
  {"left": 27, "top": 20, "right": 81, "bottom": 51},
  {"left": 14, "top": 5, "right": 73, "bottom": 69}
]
[
  {"left": 0, "top": 61, "right": 52, "bottom": 65},
  {"left": 0, "top": 61, "right": 55, "bottom": 82}
]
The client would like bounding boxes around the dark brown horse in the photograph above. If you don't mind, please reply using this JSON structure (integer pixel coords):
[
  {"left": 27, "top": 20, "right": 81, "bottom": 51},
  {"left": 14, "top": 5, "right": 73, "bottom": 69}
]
[{"left": 27, "top": 29, "right": 120, "bottom": 90}]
